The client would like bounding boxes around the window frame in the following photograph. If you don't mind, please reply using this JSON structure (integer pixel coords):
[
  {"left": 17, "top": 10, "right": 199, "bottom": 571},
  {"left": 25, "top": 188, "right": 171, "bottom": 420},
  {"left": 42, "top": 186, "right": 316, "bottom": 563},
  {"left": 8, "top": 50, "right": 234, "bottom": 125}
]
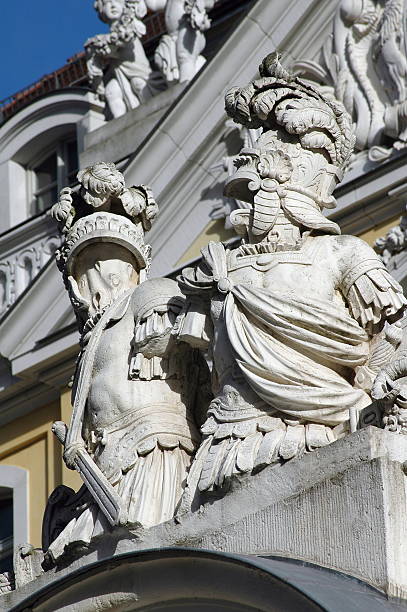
[
  {"left": 0, "top": 466, "right": 29, "bottom": 553},
  {"left": 27, "top": 135, "right": 78, "bottom": 217}
]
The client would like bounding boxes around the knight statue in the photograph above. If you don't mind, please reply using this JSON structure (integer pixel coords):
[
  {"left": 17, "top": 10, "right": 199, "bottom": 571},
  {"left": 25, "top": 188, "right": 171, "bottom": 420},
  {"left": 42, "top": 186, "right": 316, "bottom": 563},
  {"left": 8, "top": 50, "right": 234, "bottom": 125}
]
[
  {"left": 43, "top": 162, "right": 209, "bottom": 562},
  {"left": 177, "top": 53, "right": 407, "bottom": 504}
]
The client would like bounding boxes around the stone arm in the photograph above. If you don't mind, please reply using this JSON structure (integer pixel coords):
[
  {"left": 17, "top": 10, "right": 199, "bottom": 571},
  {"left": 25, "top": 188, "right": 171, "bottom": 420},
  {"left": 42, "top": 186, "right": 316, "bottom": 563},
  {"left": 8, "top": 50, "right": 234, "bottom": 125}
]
[
  {"left": 176, "top": 248, "right": 216, "bottom": 350},
  {"left": 128, "top": 277, "right": 213, "bottom": 427},
  {"left": 85, "top": 28, "right": 137, "bottom": 96},
  {"left": 338, "top": 236, "right": 406, "bottom": 337},
  {"left": 336, "top": 236, "right": 406, "bottom": 397},
  {"left": 128, "top": 278, "right": 188, "bottom": 378},
  {"left": 85, "top": 36, "right": 110, "bottom": 97}
]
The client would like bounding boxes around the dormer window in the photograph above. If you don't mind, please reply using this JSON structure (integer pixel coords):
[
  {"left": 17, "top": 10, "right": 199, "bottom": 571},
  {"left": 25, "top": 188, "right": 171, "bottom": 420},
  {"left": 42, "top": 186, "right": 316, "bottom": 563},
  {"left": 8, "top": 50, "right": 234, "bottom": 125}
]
[
  {"left": 29, "top": 138, "right": 78, "bottom": 216},
  {"left": 32, "top": 151, "right": 58, "bottom": 214}
]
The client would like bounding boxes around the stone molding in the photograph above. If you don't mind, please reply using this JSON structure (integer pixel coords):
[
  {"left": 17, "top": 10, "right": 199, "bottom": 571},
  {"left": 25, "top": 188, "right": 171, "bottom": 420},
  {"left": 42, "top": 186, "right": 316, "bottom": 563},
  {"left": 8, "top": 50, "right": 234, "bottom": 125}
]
[
  {"left": 4, "top": 428, "right": 407, "bottom": 605},
  {"left": 0, "top": 213, "right": 60, "bottom": 316}
]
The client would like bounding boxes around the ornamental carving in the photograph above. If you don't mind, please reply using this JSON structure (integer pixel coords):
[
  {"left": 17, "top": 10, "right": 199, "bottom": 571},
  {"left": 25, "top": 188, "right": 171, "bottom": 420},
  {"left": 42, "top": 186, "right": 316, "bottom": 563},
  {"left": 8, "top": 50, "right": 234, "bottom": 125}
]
[
  {"left": 37, "top": 54, "right": 407, "bottom": 570},
  {"left": 295, "top": 0, "right": 407, "bottom": 161}
]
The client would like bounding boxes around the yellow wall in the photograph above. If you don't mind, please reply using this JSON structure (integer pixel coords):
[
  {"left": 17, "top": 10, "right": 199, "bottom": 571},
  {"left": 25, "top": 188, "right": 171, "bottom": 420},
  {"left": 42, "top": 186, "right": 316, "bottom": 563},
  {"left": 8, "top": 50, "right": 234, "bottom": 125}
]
[
  {"left": 0, "top": 389, "right": 81, "bottom": 548},
  {"left": 357, "top": 214, "right": 401, "bottom": 246},
  {"left": 176, "top": 218, "right": 235, "bottom": 266},
  {"left": 177, "top": 213, "right": 402, "bottom": 266}
]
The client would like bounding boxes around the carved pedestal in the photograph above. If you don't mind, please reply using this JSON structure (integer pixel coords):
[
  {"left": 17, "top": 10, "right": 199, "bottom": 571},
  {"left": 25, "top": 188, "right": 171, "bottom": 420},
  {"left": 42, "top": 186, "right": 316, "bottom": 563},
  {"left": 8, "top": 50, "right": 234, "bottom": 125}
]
[{"left": 4, "top": 427, "right": 407, "bottom": 610}]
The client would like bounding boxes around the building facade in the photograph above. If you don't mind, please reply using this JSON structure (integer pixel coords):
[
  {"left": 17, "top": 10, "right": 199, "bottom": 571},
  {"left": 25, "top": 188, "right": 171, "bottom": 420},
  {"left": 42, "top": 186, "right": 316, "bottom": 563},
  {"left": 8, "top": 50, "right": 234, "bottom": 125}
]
[{"left": 1, "top": 0, "right": 407, "bottom": 603}]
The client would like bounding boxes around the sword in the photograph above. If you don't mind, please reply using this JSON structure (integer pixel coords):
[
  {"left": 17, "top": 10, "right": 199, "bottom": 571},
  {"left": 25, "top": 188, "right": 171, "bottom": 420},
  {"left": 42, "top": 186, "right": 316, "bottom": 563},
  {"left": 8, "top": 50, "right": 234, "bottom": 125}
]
[{"left": 52, "top": 421, "right": 126, "bottom": 527}]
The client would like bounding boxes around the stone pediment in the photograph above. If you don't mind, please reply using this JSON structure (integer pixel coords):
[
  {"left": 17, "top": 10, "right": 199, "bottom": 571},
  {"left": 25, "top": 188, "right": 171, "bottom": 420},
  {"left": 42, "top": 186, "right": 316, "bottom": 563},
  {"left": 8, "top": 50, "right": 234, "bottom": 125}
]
[{"left": 0, "top": 258, "right": 78, "bottom": 384}]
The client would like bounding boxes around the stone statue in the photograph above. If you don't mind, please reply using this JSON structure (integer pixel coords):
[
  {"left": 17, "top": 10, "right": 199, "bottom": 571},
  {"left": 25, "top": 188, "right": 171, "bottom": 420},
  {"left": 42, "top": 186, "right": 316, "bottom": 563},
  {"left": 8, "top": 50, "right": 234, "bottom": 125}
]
[
  {"left": 85, "top": 0, "right": 162, "bottom": 118},
  {"left": 295, "top": 0, "right": 407, "bottom": 161},
  {"left": 375, "top": 211, "right": 407, "bottom": 264},
  {"left": 177, "top": 53, "right": 406, "bottom": 502},
  {"left": 153, "top": 0, "right": 215, "bottom": 84},
  {"left": 86, "top": 0, "right": 215, "bottom": 118},
  {"left": 44, "top": 162, "right": 208, "bottom": 562}
]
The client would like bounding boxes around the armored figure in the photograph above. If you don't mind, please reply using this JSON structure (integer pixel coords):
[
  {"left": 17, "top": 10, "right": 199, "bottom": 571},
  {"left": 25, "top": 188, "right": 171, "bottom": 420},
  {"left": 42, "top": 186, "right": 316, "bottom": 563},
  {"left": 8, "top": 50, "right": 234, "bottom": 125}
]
[
  {"left": 44, "top": 162, "right": 206, "bottom": 562},
  {"left": 177, "top": 54, "right": 406, "bottom": 500}
]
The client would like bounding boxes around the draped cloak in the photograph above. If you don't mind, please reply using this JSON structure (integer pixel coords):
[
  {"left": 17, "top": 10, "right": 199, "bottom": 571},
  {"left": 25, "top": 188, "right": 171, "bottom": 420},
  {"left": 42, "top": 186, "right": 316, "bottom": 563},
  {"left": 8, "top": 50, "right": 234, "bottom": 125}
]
[
  {"left": 178, "top": 237, "right": 406, "bottom": 491},
  {"left": 223, "top": 283, "right": 370, "bottom": 425}
]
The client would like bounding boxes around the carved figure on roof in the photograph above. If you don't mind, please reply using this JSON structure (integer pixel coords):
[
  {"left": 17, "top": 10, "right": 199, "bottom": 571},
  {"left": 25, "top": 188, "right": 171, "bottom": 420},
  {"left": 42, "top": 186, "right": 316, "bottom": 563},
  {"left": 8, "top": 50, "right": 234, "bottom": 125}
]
[
  {"left": 153, "top": 0, "right": 215, "bottom": 84},
  {"left": 85, "top": 0, "right": 163, "bottom": 118},
  {"left": 86, "top": 0, "right": 215, "bottom": 118},
  {"left": 44, "top": 162, "right": 209, "bottom": 563},
  {"left": 177, "top": 53, "right": 406, "bottom": 503},
  {"left": 295, "top": 0, "right": 407, "bottom": 160}
]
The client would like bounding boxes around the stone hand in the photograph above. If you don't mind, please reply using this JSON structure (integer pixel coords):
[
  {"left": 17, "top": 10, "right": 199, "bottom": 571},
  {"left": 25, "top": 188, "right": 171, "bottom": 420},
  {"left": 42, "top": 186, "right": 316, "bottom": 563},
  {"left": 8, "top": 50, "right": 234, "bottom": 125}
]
[{"left": 63, "top": 442, "right": 87, "bottom": 471}]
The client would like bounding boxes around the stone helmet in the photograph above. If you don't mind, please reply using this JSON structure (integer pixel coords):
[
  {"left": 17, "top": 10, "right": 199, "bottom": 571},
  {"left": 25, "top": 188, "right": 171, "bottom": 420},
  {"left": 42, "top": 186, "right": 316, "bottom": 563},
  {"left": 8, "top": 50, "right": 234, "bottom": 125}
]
[{"left": 223, "top": 52, "right": 356, "bottom": 239}]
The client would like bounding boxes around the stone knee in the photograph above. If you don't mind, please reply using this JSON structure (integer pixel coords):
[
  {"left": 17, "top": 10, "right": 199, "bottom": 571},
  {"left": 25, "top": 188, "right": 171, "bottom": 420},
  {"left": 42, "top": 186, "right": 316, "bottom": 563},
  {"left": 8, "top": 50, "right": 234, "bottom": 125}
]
[{"left": 105, "top": 78, "right": 127, "bottom": 118}]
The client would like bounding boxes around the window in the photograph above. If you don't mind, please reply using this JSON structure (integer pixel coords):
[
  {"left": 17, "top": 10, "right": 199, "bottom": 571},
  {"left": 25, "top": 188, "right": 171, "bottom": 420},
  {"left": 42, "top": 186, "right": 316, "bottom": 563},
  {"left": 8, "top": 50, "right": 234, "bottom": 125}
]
[
  {"left": 32, "top": 151, "right": 58, "bottom": 213},
  {"left": 0, "top": 489, "right": 13, "bottom": 573},
  {"left": 29, "top": 138, "right": 78, "bottom": 216}
]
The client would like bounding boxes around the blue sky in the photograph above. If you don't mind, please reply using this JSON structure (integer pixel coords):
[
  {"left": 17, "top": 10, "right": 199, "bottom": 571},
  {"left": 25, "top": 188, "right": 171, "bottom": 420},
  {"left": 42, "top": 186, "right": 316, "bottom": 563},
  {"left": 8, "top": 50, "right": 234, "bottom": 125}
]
[{"left": 0, "top": 2, "right": 108, "bottom": 101}]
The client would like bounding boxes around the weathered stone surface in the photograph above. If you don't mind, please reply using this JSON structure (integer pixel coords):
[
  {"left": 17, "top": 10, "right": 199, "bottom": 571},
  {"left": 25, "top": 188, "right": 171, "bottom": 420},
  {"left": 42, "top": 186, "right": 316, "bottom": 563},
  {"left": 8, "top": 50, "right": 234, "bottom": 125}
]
[
  {"left": 4, "top": 427, "right": 407, "bottom": 608},
  {"left": 177, "top": 53, "right": 407, "bottom": 497}
]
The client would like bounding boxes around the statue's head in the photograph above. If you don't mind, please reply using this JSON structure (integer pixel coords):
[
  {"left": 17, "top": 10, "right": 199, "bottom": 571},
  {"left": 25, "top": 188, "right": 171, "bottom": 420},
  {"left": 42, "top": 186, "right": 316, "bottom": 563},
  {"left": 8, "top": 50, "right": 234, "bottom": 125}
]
[
  {"left": 52, "top": 161, "right": 158, "bottom": 324},
  {"left": 94, "top": 0, "right": 125, "bottom": 23},
  {"left": 224, "top": 53, "right": 355, "bottom": 242}
]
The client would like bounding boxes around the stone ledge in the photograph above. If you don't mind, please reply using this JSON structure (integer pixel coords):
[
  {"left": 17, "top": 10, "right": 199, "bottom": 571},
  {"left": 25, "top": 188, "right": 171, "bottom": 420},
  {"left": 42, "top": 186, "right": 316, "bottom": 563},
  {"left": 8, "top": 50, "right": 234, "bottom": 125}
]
[
  {"left": 80, "top": 84, "right": 185, "bottom": 167},
  {"left": 6, "top": 427, "right": 407, "bottom": 606}
]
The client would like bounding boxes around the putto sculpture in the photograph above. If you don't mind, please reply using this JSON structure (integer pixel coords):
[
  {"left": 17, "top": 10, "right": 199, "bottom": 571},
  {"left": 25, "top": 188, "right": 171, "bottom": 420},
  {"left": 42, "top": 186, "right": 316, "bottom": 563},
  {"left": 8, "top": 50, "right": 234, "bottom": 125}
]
[
  {"left": 153, "top": 0, "right": 215, "bottom": 84},
  {"left": 44, "top": 162, "right": 208, "bottom": 562},
  {"left": 86, "top": 0, "right": 215, "bottom": 118},
  {"left": 85, "top": 0, "right": 161, "bottom": 118},
  {"left": 177, "top": 53, "right": 407, "bottom": 500}
]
